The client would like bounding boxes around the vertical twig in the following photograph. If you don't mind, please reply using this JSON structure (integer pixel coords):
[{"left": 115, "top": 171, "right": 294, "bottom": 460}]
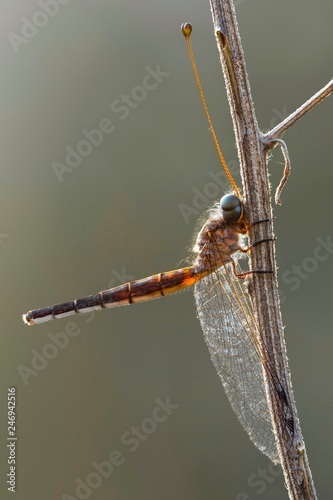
[{"left": 209, "top": 1, "right": 322, "bottom": 498}]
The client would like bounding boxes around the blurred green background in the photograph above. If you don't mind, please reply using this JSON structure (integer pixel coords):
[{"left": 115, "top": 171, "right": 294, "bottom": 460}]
[{"left": 1, "top": 1, "right": 332, "bottom": 499}]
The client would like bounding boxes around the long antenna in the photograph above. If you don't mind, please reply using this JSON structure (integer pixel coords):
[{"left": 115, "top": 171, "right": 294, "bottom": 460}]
[{"left": 181, "top": 22, "right": 240, "bottom": 198}]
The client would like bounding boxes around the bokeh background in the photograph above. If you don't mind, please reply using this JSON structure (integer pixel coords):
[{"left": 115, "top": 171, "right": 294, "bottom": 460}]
[{"left": 1, "top": 1, "right": 333, "bottom": 499}]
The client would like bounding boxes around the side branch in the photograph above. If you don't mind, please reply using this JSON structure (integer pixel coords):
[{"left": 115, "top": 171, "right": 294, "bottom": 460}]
[{"left": 263, "top": 79, "right": 333, "bottom": 146}]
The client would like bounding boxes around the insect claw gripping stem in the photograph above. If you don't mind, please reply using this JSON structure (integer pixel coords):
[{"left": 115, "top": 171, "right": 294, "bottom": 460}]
[
  {"left": 247, "top": 218, "right": 272, "bottom": 231},
  {"left": 232, "top": 236, "right": 274, "bottom": 279},
  {"left": 246, "top": 238, "right": 275, "bottom": 253}
]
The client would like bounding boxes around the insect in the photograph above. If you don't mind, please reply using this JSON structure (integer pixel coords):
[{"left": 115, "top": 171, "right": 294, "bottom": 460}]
[{"left": 23, "top": 23, "right": 293, "bottom": 464}]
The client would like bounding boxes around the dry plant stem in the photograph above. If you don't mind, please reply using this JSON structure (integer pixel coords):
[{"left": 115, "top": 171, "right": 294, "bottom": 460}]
[
  {"left": 209, "top": 1, "right": 321, "bottom": 499},
  {"left": 263, "top": 81, "right": 332, "bottom": 204},
  {"left": 263, "top": 79, "right": 333, "bottom": 145}
]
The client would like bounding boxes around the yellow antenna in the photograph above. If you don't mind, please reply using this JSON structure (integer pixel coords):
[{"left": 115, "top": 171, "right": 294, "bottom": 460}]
[{"left": 181, "top": 22, "right": 240, "bottom": 198}]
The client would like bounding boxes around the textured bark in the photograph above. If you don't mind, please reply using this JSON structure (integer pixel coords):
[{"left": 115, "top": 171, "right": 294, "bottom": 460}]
[{"left": 209, "top": 1, "right": 332, "bottom": 498}]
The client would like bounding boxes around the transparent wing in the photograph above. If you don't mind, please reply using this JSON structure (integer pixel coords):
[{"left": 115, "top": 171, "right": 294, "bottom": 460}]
[{"left": 194, "top": 263, "right": 279, "bottom": 463}]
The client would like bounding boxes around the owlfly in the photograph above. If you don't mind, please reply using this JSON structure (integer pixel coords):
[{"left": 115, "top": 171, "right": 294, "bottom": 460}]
[{"left": 23, "top": 23, "right": 296, "bottom": 465}]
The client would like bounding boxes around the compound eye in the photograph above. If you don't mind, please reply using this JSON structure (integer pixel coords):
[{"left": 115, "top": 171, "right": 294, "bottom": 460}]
[{"left": 220, "top": 194, "right": 243, "bottom": 223}]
